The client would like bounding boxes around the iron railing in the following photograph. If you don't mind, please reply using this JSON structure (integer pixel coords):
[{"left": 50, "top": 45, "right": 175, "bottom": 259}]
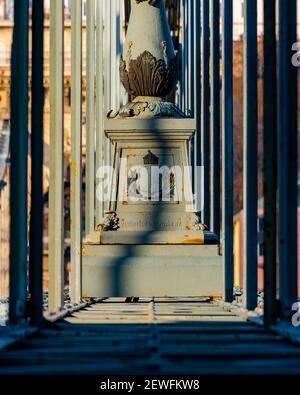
[{"left": 3, "top": 0, "right": 299, "bottom": 332}]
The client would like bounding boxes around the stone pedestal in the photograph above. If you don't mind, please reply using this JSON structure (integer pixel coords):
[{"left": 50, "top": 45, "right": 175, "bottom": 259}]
[
  {"left": 82, "top": 0, "right": 223, "bottom": 298},
  {"left": 82, "top": 119, "right": 223, "bottom": 298},
  {"left": 82, "top": 244, "right": 222, "bottom": 298}
]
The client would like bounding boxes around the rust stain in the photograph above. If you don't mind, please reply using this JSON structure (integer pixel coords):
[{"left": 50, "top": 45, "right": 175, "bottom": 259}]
[
  {"left": 181, "top": 237, "right": 204, "bottom": 245},
  {"left": 70, "top": 159, "right": 78, "bottom": 177}
]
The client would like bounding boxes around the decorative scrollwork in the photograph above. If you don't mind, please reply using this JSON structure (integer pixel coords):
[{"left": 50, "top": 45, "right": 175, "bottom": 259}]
[
  {"left": 193, "top": 217, "right": 208, "bottom": 232},
  {"left": 96, "top": 211, "right": 120, "bottom": 232},
  {"left": 108, "top": 99, "right": 185, "bottom": 119},
  {"left": 120, "top": 50, "right": 177, "bottom": 98},
  {"left": 135, "top": 0, "right": 161, "bottom": 6}
]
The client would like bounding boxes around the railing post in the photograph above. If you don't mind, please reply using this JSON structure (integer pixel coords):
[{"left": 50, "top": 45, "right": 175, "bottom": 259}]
[
  {"left": 278, "top": 0, "right": 298, "bottom": 318},
  {"left": 95, "top": 0, "right": 104, "bottom": 225},
  {"left": 243, "top": 0, "right": 258, "bottom": 311},
  {"left": 210, "top": 0, "right": 220, "bottom": 239},
  {"left": 182, "top": 0, "right": 188, "bottom": 113},
  {"left": 263, "top": 0, "right": 278, "bottom": 328},
  {"left": 188, "top": 0, "right": 194, "bottom": 115},
  {"left": 29, "top": 0, "right": 44, "bottom": 327},
  {"left": 49, "top": 0, "right": 64, "bottom": 312},
  {"left": 201, "top": 0, "right": 211, "bottom": 227},
  {"left": 9, "top": 0, "right": 29, "bottom": 325},
  {"left": 222, "top": 0, "right": 234, "bottom": 303},
  {"left": 85, "top": 0, "right": 96, "bottom": 236},
  {"left": 70, "top": 0, "right": 83, "bottom": 304},
  {"left": 193, "top": 0, "right": 201, "bottom": 189},
  {"left": 186, "top": 0, "right": 195, "bottom": 180}
]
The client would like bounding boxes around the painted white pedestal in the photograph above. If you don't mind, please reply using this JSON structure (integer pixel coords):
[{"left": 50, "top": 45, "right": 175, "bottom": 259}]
[{"left": 82, "top": 119, "right": 223, "bottom": 298}]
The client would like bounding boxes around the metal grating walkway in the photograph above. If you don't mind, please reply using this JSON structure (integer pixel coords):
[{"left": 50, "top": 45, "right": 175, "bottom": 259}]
[{"left": 1, "top": 298, "right": 300, "bottom": 375}]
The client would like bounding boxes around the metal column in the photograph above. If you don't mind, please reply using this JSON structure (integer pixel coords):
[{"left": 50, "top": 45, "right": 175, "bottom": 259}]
[
  {"left": 263, "top": 0, "right": 278, "bottom": 328},
  {"left": 85, "top": 0, "right": 96, "bottom": 236},
  {"left": 243, "top": 0, "right": 258, "bottom": 311},
  {"left": 29, "top": 0, "right": 44, "bottom": 327},
  {"left": 278, "top": 0, "right": 298, "bottom": 317},
  {"left": 201, "top": 0, "right": 211, "bottom": 227},
  {"left": 49, "top": 0, "right": 64, "bottom": 312},
  {"left": 210, "top": 0, "right": 220, "bottom": 239},
  {"left": 70, "top": 0, "right": 83, "bottom": 304},
  {"left": 222, "top": 0, "right": 234, "bottom": 303},
  {"left": 95, "top": 0, "right": 104, "bottom": 224},
  {"left": 193, "top": 0, "right": 201, "bottom": 187},
  {"left": 182, "top": 0, "right": 188, "bottom": 113},
  {"left": 188, "top": 0, "right": 194, "bottom": 115},
  {"left": 9, "top": 0, "right": 29, "bottom": 324}
]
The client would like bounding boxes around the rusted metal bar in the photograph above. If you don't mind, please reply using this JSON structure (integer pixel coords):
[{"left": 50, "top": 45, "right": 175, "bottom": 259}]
[
  {"left": 85, "top": 0, "right": 96, "bottom": 236},
  {"left": 70, "top": 0, "right": 83, "bottom": 304}
]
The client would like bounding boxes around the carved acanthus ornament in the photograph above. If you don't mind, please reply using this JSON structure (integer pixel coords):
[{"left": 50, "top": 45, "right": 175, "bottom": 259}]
[
  {"left": 96, "top": 211, "right": 120, "bottom": 232},
  {"left": 120, "top": 50, "right": 177, "bottom": 98},
  {"left": 192, "top": 218, "right": 209, "bottom": 232}
]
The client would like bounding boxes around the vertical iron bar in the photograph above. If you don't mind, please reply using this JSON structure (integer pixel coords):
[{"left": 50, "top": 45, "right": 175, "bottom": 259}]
[
  {"left": 222, "top": 0, "right": 234, "bottom": 303},
  {"left": 243, "top": 0, "right": 258, "bottom": 311},
  {"left": 201, "top": 0, "right": 211, "bottom": 226},
  {"left": 9, "top": 0, "right": 29, "bottom": 325},
  {"left": 49, "top": 0, "right": 64, "bottom": 312},
  {"left": 104, "top": 2, "right": 112, "bottom": 180},
  {"left": 111, "top": 0, "right": 117, "bottom": 110},
  {"left": 210, "top": 0, "right": 220, "bottom": 239},
  {"left": 278, "top": 0, "right": 298, "bottom": 318},
  {"left": 194, "top": 0, "right": 201, "bottom": 187},
  {"left": 188, "top": 0, "right": 193, "bottom": 114},
  {"left": 188, "top": 0, "right": 194, "bottom": 184},
  {"left": 85, "top": 0, "right": 95, "bottom": 236},
  {"left": 95, "top": 0, "right": 104, "bottom": 224},
  {"left": 29, "top": 0, "right": 44, "bottom": 327},
  {"left": 263, "top": 0, "right": 278, "bottom": 328},
  {"left": 183, "top": 0, "right": 188, "bottom": 113},
  {"left": 70, "top": 0, "right": 83, "bottom": 304}
]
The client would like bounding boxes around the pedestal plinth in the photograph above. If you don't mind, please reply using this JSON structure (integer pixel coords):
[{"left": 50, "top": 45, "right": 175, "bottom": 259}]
[{"left": 82, "top": 118, "right": 223, "bottom": 298}]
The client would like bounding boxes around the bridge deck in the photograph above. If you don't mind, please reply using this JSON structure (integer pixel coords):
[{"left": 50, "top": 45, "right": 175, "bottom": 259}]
[{"left": 1, "top": 298, "right": 300, "bottom": 375}]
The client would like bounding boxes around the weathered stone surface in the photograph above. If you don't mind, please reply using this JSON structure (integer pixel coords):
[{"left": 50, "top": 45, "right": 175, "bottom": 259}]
[
  {"left": 83, "top": 245, "right": 223, "bottom": 298},
  {"left": 120, "top": 52, "right": 177, "bottom": 98},
  {"left": 119, "top": 0, "right": 178, "bottom": 112},
  {"left": 85, "top": 230, "right": 206, "bottom": 246}
]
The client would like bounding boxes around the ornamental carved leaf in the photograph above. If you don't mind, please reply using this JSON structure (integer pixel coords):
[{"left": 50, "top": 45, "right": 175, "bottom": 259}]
[
  {"left": 120, "top": 51, "right": 177, "bottom": 98},
  {"left": 119, "top": 57, "right": 131, "bottom": 94}
]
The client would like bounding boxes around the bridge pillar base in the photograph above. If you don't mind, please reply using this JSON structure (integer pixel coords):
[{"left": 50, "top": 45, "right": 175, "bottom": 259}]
[{"left": 82, "top": 244, "right": 223, "bottom": 298}]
